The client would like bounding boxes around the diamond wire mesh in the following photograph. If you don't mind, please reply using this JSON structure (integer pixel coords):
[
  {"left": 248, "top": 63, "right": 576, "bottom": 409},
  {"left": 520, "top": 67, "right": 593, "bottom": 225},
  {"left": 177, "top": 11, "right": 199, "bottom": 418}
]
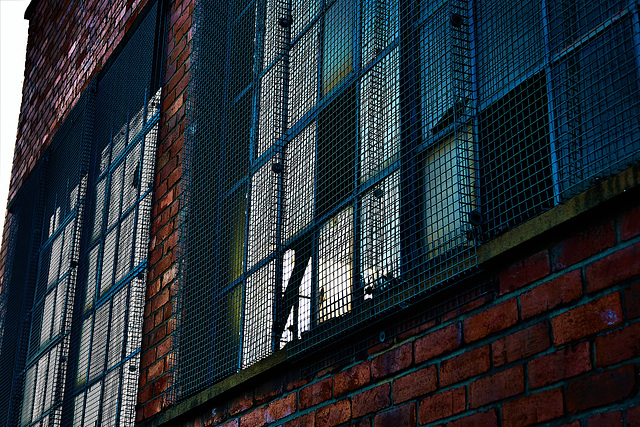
[{"left": 175, "top": 0, "right": 640, "bottom": 400}]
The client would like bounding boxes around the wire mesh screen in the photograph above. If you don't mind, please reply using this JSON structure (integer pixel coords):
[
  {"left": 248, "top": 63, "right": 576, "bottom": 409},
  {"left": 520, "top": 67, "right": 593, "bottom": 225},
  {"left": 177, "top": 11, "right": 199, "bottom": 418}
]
[
  {"left": 0, "top": 2, "right": 163, "bottom": 426},
  {"left": 176, "top": 0, "right": 640, "bottom": 400}
]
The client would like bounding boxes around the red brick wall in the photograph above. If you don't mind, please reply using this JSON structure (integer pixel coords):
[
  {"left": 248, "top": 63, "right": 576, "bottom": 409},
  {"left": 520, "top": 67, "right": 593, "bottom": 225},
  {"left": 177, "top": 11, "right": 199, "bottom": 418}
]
[
  {"left": 150, "top": 198, "right": 640, "bottom": 426},
  {"left": 137, "top": 0, "right": 192, "bottom": 421}
]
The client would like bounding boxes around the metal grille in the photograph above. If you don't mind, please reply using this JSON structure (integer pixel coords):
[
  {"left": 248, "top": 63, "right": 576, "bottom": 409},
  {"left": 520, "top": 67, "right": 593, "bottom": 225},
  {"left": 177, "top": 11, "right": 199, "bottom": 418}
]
[
  {"left": 0, "top": 2, "right": 163, "bottom": 426},
  {"left": 175, "top": 0, "right": 640, "bottom": 400}
]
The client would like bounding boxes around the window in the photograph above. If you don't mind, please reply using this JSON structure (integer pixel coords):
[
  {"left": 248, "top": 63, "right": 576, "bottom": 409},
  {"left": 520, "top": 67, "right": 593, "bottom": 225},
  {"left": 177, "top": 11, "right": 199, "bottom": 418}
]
[
  {"left": 177, "top": 0, "right": 640, "bottom": 401},
  {"left": 1, "top": 3, "right": 163, "bottom": 426}
]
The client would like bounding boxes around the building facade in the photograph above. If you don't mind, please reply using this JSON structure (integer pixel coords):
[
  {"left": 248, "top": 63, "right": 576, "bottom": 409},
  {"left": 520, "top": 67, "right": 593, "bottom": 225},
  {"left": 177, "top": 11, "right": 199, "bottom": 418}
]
[{"left": 0, "top": 0, "right": 639, "bottom": 426}]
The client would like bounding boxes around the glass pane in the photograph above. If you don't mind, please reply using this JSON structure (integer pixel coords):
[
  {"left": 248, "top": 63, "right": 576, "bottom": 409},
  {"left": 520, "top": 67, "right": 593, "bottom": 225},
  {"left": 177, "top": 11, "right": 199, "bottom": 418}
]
[
  {"left": 292, "top": 0, "right": 321, "bottom": 39},
  {"left": 20, "top": 365, "right": 36, "bottom": 426},
  {"left": 242, "top": 260, "right": 275, "bottom": 367},
  {"left": 360, "top": 172, "right": 400, "bottom": 295},
  {"left": 75, "top": 315, "right": 93, "bottom": 386},
  {"left": 89, "top": 302, "right": 110, "bottom": 381},
  {"left": 289, "top": 22, "right": 320, "bottom": 128},
  {"left": 257, "top": 62, "right": 283, "bottom": 158},
  {"left": 248, "top": 158, "right": 277, "bottom": 268},
  {"left": 476, "top": 0, "right": 544, "bottom": 104},
  {"left": 107, "top": 286, "right": 127, "bottom": 369},
  {"left": 40, "top": 291, "right": 55, "bottom": 347},
  {"left": 362, "top": 0, "right": 398, "bottom": 66},
  {"left": 424, "top": 129, "right": 474, "bottom": 256},
  {"left": 283, "top": 123, "right": 316, "bottom": 242},
  {"left": 52, "top": 276, "right": 68, "bottom": 338},
  {"left": 360, "top": 48, "right": 399, "bottom": 181},
  {"left": 101, "top": 228, "right": 118, "bottom": 296},
  {"left": 115, "top": 210, "right": 136, "bottom": 284},
  {"left": 221, "top": 187, "right": 247, "bottom": 284},
  {"left": 48, "top": 233, "right": 63, "bottom": 288},
  {"left": 322, "top": 0, "right": 355, "bottom": 94},
  {"left": 84, "top": 246, "right": 100, "bottom": 312},
  {"left": 100, "top": 367, "right": 120, "bottom": 427},
  {"left": 92, "top": 178, "right": 107, "bottom": 242},
  {"left": 83, "top": 381, "right": 102, "bottom": 427},
  {"left": 107, "top": 162, "right": 125, "bottom": 229},
  {"left": 318, "top": 206, "right": 354, "bottom": 322},
  {"left": 122, "top": 142, "right": 142, "bottom": 215},
  {"left": 72, "top": 392, "right": 85, "bottom": 427}
]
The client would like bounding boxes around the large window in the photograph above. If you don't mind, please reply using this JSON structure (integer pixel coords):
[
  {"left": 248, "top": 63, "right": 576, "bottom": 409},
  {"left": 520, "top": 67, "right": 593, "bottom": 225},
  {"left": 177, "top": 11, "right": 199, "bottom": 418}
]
[
  {"left": 177, "top": 0, "right": 640, "bottom": 400},
  {"left": 0, "top": 4, "right": 164, "bottom": 426}
]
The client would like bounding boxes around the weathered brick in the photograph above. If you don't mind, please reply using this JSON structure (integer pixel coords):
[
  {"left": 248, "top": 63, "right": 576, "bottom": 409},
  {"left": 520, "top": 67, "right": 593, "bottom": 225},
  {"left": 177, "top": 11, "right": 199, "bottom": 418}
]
[
  {"left": 528, "top": 342, "right": 592, "bottom": 388},
  {"left": 625, "top": 282, "right": 640, "bottom": 320},
  {"left": 585, "top": 243, "right": 640, "bottom": 293},
  {"left": 620, "top": 204, "right": 640, "bottom": 241},
  {"left": 266, "top": 393, "right": 296, "bottom": 423},
  {"left": 230, "top": 391, "right": 254, "bottom": 417},
  {"left": 566, "top": 365, "right": 636, "bottom": 413},
  {"left": 469, "top": 365, "right": 524, "bottom": 408},
  {"left": 414, "top": 323, "right": 462, "bottom": 364},
  {"left": 334, "top": 362, "right": 370, "bottom": 397},
  {"left": 464, "top": 298, "right": 518, "bottom": 343},
  {"left": 315, "top": 399, "right": 351, "bottom": 427},
  {"left": 352, "top": 383, "right": 391, "bottom": 418},
  {"left": 417, "top": 387, "right": 465, "bottom": 425},
  {"left": 551, "top": 220, "right": 616, "bottom": 271},
  {"left": 627, "top": 405, "right": 640, "bottom": 427},
  {"left": 440, "top": 345, "right": 490, "bottom": 387},
  {"left": 492, "top": 321, "right": 551, "bottom": 367},
  {"left": 552, "top": 292, "right": 623, "bottom": 345},
  {"left": 240, "top": 406, "right": 267, "bottom": 427},
  {"left": 374, "top": 402, "right": 415, "bottom": 427},
  {"left": 520, "top": 270, "right": 582, "bottom": 319},
  {"left": 370, "top": 342, "right": 412, "bottom": 379},
  {"left": 499, "top": 250, "right": 550, "bottom": 294},
  {"left": 447, "top": 409, "right": 497, "bottom": 427},
  {"left": 595, "top": 322, "right": 640, "bottom": 367},
  {"left": 299, "top": 378, "right": 332, "bottom": 410},
  {"left": 254, "top": 377, "right": 283, "bottom": 404},
  {"left": 284, "top": 412, "right": 315, "bottom": 427},
  {"left": 220, "top": 419, "right": 238, "bottom": 427},
  {"left": 502, "top": 388, "right": 563, "bottom": 427},
  {"left": 147, "top": 359, "right": 165, "bottom": 382},
  {"left": 392, "top": 365, "right": 437, "bottom": 404},
  {"left": 587, "top": 410, "right": 623, "bottom": 426}
]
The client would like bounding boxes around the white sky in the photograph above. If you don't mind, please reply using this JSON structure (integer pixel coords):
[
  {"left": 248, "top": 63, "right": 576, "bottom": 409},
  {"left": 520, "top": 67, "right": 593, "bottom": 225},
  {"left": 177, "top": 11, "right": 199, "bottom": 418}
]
[{"left": 0, "top": 0, "right": 30, "bottom": 244}]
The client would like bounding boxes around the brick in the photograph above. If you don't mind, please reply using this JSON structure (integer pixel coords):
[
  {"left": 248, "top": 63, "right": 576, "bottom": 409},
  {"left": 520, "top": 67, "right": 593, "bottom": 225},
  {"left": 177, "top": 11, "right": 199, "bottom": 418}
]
[
  {"left": 528, "top": 342, "right": 592, "bottom": 388},
  {"left": 417, "top": 387, "right": 465, "bottom": 425},
  {"left": 627, "top": 405, "right": 640, "bottom": 427},
  {"left": 469, "top": 365, "right": 524, "bottom": 408},
  {"left": 220, "top": 420, "right": 238, "bottom": 427},
  {"left": 552, "top": 292, "right": 623, "bottom": 345},
  {"left": 351, "top": 418, "right": 372, "bottom": 427},
  {"left": 370, "top": 342, "right": 412, "bottom": 379},
  {"left": 284, "top": 412, "right": 315, "bottom": 427},
  {"left": 255, "top": 377, "right": 283, "bottom": 404},
  {"left": 587, "top": 410, "right": 623, "bottom": 426},
  {"left": 620, "top": 204, "right": 640, "bottom": 241},
  {"left": 442, "top": 296, "right": 490, "bottom": 322},
  {"left": 499, "top": 250, "right": 550, "bottom": 294},
  {"left": 585, "top": 243, "right": 640, "bottom": 293},
  {"left": 316, "top": 399, "right": 351, "bottom": 427},
  {"left": 551, "top": 220, "right": 616, "bottom": 271},
  {"left": 492, "top": 321, "right": 551, "bottom": 367},
  {"left": 626, "top": 283, "right": 640, "bottom": 319},
  {"left": 299, "top": 378, "right": 332, "bottom": 409},
  {"left": 240, "top": 406, "right": 267, "bottom": 427},
  {"left": 334, "top": 362, "right": 370, "bottom": 397},
  {"left": 373, "top": 402, "right": 415, "bottom": 427},
  {"left": 144, "top": 395, "right": 163, "bottom": 418},
  {"left": 440, "top": 345, "right": 490, "bottom": 387},
  {"left": 352, "top": 383, "right": 391, "bottom": 418},
  {"left": 392, "top": 365, "right": 437, "bottom": 404},
  {"left": 463, "top": 298, "right": 518, "bottom": 343},
  {"left": 502, "top": 388, "right": 563, "bottom": 427},
  {"left": 414, "top": 323, "right": 462, "bottom": 364},
  {"left": 229, "top": 392, "right": 253, "bottom": 415},
  {"left": 595, "top": 322, "right": 640, "bottom": 367},
  {"left": 447, "top": 409, "right": 498, "bottom": 427},
  {"left": 566, "top": 365, "right": 636, "bottom": 413},
  {"left": 147, "top": 359, "right": 165, "bottom": 381},
  {"left": 266, "top": 393, "right": 296, "bottom": 423},
  {"left": 520, "top": 270, "right": 582, "bottom": 319}
]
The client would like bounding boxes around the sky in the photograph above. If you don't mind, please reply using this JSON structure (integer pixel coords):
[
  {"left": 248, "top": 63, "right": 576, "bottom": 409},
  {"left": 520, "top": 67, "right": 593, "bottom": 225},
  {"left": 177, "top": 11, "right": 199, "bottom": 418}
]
[{"left": 0, "top": 0, "right": 30, "bottom": 244}]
